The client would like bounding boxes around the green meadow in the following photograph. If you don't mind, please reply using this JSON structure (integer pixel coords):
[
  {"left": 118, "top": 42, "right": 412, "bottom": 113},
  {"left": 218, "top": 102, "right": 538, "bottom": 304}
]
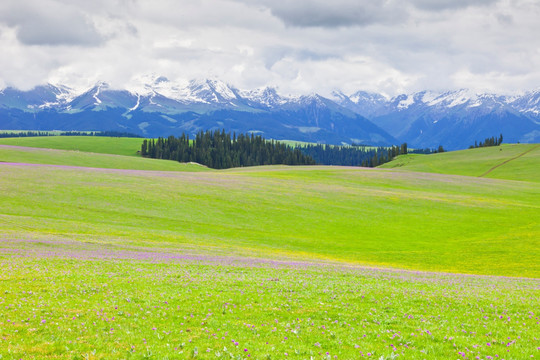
[
  {"left": 0, "top": 137, "right": 539, "bottom": 359},
  {"left": 0, "top": 145, "right": 208, "bottom": 171},
  {"left": 380, "top": 143, "right": 540, "bottom": 182},
  {"left": 0, "top": 136, "right": 145, "bottom": 157},
  {"left": 1, "top": 161, "right": 539, "bottom": 276}
]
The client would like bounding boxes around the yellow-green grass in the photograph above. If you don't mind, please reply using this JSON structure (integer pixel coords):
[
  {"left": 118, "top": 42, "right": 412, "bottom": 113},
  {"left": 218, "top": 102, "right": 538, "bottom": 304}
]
[
  {"left": 380, "top": 143, "right": 540, "bottom": 182},
  {"left": 1, "top": 146, "right": 539, "bottom": 359},
  {"left": 1, "top": 256, "right": 538, "bottom": 360},
  {"left": 1, "top": 160, "right": 538, "bottom": 278},
  {"left": 0, "top": 135, "right": 144, "bottom": 156},
  {"left": 0, "top": 145, "right": 209, "bottom": 171}
]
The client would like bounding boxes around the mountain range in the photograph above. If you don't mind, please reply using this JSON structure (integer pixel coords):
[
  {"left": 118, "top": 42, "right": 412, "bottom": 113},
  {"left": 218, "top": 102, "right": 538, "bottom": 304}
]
[{"left": 1, "top": 77, "right": 539, "bottom": 150}]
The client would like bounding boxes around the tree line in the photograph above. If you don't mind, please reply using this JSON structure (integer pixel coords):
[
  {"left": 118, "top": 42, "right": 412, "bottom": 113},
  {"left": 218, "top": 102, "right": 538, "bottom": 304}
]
[
  {"left": 61, "top": 131, "right": 142, "bottom": 138},
  {"left": 469, "top": 134, "right": 503, "bottom": 149},
  {"left": 141, "top": 130, "right": 419, "bottom": 169},
  {"left": 0, "top": 131, "right": 141, "bottom": 138},
  {"left": 141, "top": 130, "right": 316, "bottom": 169},
  {"left": 0, "top": 131, "right": 52, "bottom": 138},
  {"left": 409, "top": 146, "right": 445, "bottom": 155},
  {"left": 299, "top": 143, "right": 410, "bottom": 167}
]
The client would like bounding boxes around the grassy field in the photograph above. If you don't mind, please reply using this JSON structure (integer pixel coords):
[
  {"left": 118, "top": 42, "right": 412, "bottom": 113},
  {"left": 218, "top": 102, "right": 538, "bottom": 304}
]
[
  {"left": 0, "top": 141, "right": 539, "bottom": 359},
  {"left": 1, "top": 255, "right": 538, "bottom": 359},
  {"left": 0, "top": 145, "right": 209, "bottom": 171},
  {"left": 1, "top": 161, "right": 538, "bottom": 276},
  {"left": 380, "top": 143, "right": 540, "bottom": 182},
  {"left": 0, "top": 136, "right": 145, "bottom": 156}
]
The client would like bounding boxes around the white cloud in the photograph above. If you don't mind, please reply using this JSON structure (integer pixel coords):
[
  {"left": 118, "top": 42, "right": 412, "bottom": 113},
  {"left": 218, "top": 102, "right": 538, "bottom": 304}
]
[
  {"left": 0, "top": 0, "right": 539, "bottom": 95},
  {"left": 0, "top": 0, "right": 105, "bottom": 46}
]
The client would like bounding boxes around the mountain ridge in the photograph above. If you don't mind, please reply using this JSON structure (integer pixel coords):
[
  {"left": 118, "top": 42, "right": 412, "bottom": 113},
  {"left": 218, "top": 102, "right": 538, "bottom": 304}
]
[{"left": 1, "top": 78, "right": 539, "bottom": 149}]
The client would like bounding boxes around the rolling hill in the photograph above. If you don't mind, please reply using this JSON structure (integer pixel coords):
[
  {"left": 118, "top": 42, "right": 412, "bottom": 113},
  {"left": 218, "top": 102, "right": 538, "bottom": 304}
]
[
  {"left": 1, "top": 137, "right": 539, "bottom": 359},
  {"left": 0, "top": 139, "right": 538, "bottom": 277},
  {"left": 0, "top": 135, "right": 144, "bottom": 156},
  {"left": 0, "top": 145, "right": 209, "bottom": 171},
  {"left": 379, "top": 143, "right": 540, "bottom": 182}
]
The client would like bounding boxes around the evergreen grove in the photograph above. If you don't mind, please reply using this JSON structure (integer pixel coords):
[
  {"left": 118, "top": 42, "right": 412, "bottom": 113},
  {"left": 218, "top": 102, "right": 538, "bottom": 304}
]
[
  {"left": 141, "top": 130, "right": 316, "bottom": 169},
  {"left": 469, "top": 134, "right": 503, "bottom": 149},
  {"left": 140, "top": 130, "right": 415, "bottom": 169},
  {"left": 299, "top": 143, "right": 411, "bottom": 167}
]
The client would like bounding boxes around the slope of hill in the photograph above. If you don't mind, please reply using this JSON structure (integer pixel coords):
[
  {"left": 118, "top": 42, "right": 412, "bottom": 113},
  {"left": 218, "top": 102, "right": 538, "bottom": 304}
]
[
  {"left": 0, "top": 136, "right": 144, "bottom": 156},
  {"left": 0, "top": 145, "right": 538, "bottom": 277},
  {"left": 379, "top": 143, "right": 540, "bottom": 182},
  {"left": 0, "top": 145, "right": 209, "bottom": 171},
  {"left": 1, "top": 136, "right": 538, "bottom": 359}
]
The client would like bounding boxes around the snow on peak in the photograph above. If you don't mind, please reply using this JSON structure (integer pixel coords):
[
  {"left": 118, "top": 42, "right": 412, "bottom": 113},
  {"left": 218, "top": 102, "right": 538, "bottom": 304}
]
[
  {"left": 396, "top": 94, "right": 415, "bottom": 109},
  {"left": 418, "top": 90, "right": 439, "bottom": 104},
  {"left": 239, "top": 87, "right": 288, "bottom": 107},
  {"left": 512, "top": 89, "right": 540, "bottom": 115},
  {"left": 147, "top": 79, "right": 186, "bottom": 101},
  {"left": 125, "top": 74, "right": 187, "bottom": 101},
  {"left": 92, "top": 82, "right": 110, "bottom": 105},
  {"left": 31, "top": 83, "right": 78, "bottom": 109},
  {"left": 330, "top": 90, "right": 348, "bottom": 101},
  {"left": 130, "top": 76, "right": 238, "bottom": 104},
  {"left": 293, "top": 93, "right": 328, "bottom": 106},
  {"left": 349, "top": 90, "right": 388, "bottom": 105},
  {"left": 7, "top": 78, "right": 540, "bottom": 119},
  {"left": 45, "top": 83, "right": 77, "bottom": 103},
  {"left": 425, "top": 89, "right": 478, "bottom": 107},
  {"left": 186, "top": 79, "right": 238, "bottom": 103},
  {"left": 207, "top": 79, "right": 238, "bottom": 101}
]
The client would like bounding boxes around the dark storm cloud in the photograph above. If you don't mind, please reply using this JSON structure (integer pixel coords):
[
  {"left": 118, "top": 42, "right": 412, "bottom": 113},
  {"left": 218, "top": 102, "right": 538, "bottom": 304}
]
[
  {"left": 411, "top": 0, "right": 499, "bottom": 11},
  {"left": 0, "top": 1, "right": 105, "bottom": 46},
  {"left": 254, "top": 0, "right": 407, "bottom": 28},
  {"left": 238, "top": 0, "right": 502, "bottom": 28}
]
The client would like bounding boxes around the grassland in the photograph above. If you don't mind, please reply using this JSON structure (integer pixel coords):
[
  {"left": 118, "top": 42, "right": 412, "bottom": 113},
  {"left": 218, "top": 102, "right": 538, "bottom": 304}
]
[
  {"left": 0, "top": 136, "right": 144, "bottom": 156},
  {"left": 0, "top": 140, "right": 539, "bottom": 359},
  {"left": 1, "top": 255, "right": 538, "bottom": 359},
  {"left": 1, "top": 160, "right": 538, "bottom": 276},
  {"left": 0, "top": 145, "right": 208, "bottom": 171},
  {"left": 380, "top": 143, "right": 540, "bottom": 182}
]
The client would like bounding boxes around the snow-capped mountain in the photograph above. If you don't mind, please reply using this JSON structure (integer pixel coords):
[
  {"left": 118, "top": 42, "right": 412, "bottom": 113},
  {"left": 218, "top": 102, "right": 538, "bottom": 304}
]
[
  {"left": 1, "top": 79, "right": 539, "bottom": 149},
  {"left": 0, "top": 84, "right": 74, "bottom": 111},
  {"left": 510, "top": 89, "right": 540, "bottom": 118},
  {"left": 331, "top": 90, "right": 388, "bottom": 118},
  {"left": 0, "top": 79, "right": 397, "bottom": 146},
  {"left": 239, "top": 87, "right": 288, "bottom": 109},
  {"left": 332, "top": 88, "right": 540, "bottom": 149}
]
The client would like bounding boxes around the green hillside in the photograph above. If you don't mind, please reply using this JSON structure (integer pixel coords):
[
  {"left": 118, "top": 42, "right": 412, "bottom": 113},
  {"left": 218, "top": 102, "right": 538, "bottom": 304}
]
[
  {"left": 1, "top": 160, "right": 538, "bottom": 277},
  {"left": 380, "top": 143, "right": 540, "bottom": 182},
  {"left": 0, "top": 145, "right": 209, "bottom": 171},
  {"left": 0, "top": 135, "right": 144, "bottom": 156},
  {"left": 1, "top": 143, "right": 539, "bottom": 359}
]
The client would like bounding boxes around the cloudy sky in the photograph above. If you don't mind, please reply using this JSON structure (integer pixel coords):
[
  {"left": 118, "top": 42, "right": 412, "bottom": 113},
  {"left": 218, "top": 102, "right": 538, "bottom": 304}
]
[{"left": 1, "top": 0, "right": 539, "bottom": 96}]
